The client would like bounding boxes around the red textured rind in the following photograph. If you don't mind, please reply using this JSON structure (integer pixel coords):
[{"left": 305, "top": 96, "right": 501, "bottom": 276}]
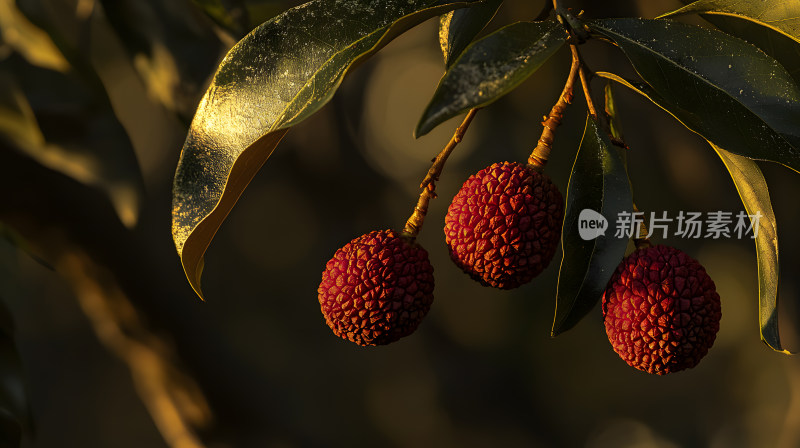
[
  {"left": 444, "top": 161, "right": 564, "bottom": 289},
  {"left": 317, "top": 229, "right": 434, "bottom": 346},
  {"left": 602, "top": 245, "right": 722, "bottom": 375}
]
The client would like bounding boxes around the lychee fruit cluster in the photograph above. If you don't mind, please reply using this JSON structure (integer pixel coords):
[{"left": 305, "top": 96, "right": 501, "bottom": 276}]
[
  {"left": 444, "top": 161, "right": 564, "bottom": 289},
  {"left": 317, "top": 229, "right": 434, "bottom": 346},
  {"left": 602, "top": 245, "right": 722, "bottom": 375}
]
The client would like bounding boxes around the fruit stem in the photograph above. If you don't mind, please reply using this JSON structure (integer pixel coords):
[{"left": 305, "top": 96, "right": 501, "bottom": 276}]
[
  {"left": 604, "top": 82, "right": 632, "bottom": 159},
  {"left": 633, "top": 203, "right": 652, "bottom": 249},
  {"left": 402, "top": 108, "right": 480, "bottom": 239},
  {"left": 527, "top": 45, "right": 581, "bottom": 171},
  {"left": 576, "top": 48, "right": 598, "bottom": 119}
]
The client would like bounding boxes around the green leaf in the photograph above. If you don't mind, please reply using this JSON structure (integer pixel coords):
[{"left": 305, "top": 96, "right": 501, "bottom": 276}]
[
  {"left": 693, "top": 14, "right": 800, "bottom": 86},
  {"left": 590, "top": 18, "right": 800, "bottom": 172},
  {"left": 712, "top": 146, "right": 791, "bottom": 353},
  {"left": 416, "top": 19, "right": 565, "bottom": 137},
  {"left": 0, "top": 55, "right": 144, "bottom": 228},
  {"left": 658, "top": 0, "right": 800, "bottom": 45},
  {"left": 552, "top": 115, "right": 632, "bottom": 336},
  {"left": 172, "top": 0, "right": 484, "bottom": 299},
  {"left": 439, "top": 0, "right": 503, "bottom": 68}
]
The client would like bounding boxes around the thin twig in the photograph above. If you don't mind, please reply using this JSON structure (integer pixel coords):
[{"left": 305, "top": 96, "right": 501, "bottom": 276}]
[
  {"left": 632, "top": 203, "right": 652, "bottom": 249},
  {"left": 527, "top": 45, "right": 581, "bottom": 170},
  {"left": 402, "top": 109, "right": 479, "bottom": 238},
  {"left": 576, "top": 50, "right": 598, "bottom": 118}
]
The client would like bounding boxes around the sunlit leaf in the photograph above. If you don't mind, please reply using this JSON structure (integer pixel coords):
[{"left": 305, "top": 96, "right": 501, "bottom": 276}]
[
  {"left": 416, "top": 19, "right": 565, "bottom": 137},
  {"left": 439, "top": 0, "right": 502, "bottom": 68},
  {"left": 659, "top": 0, "right": 800, "bottom": 45},
  {"left": 712, "top": 146, "right": 791, "bottom": 353},
  {"left": 552, "top": 115, "right": 631, "bottom": 336},
  {"left": 0, "top": 55, "right": 144, "bottom": 228},
  {"left": 590, "top": 18, "right": 800, "bottom": 172},
  {"left": 172, "top": 0, "right": 484, "bottom": 299}
]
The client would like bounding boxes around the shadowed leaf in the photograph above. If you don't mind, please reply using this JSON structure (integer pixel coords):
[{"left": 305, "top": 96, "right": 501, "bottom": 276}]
[
  {"left": 690, "top": 13, "right": 800, "bottom": 86},
  {"left": 417, "top": 19, "right": 565, "bottom": 137},
  {"left": 552, "top": 115, "right": 631, "bottom": 336},
  {"left": 172, "top": 0, "right": 484, "bottom": 299},
  {"left": 591, "top": 18, "right": 800, "bottom": 172},
  {"left": 439, "top": 0, "right": 502, "bottom": 68}
]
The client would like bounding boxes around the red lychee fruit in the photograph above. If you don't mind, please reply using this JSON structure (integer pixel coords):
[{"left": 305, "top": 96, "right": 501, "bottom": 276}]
[
  {"left": 602, "top": 245, "right": 722, "bottom": 375},
  {"left": 317, "top": 229, "right": 434, "bottom": 346},
  {"left": 444, "top": 161, "right": 564, "bottom": 289}
]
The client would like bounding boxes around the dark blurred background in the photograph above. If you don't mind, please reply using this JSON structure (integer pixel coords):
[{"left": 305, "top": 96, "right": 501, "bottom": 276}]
[{"left": 1, "top": 0, "right": 799, "bottom": 447}]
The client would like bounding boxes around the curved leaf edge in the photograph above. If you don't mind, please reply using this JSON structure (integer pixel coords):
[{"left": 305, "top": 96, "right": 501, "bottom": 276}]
[
  {"left": 439, "top": 0, "right": 504, "bottom": 68},
  {"left": 551, "top": 115, "right": 632, "bottom": 336},
  {"left": 589, "top": 19, "right": 800, "bottom": 174},
  {"left": 595, "top": 71, "right": 800, "bottom": 173},
  {"left": 712, "top": 146, "right": 793, "bottom": 354},
  {"left": 175, "top": 1, "right": 482, "bottom": 298},
  {"left": 657, "top": 5, "right": 800, "bottom": 45},
  {"left": 415, "top": 19, "right": 566, "bottom": 138}
]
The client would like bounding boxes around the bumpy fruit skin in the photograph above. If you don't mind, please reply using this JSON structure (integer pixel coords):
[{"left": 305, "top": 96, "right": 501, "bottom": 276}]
[
  {"left": 317, "top": 229, "right": 434, "bottom": 346},
  {"left": 602, "top": 245, "right": 722, "bottom": 375},
  {"left": 444, "top": 161, "right": 563, "bottom": 289}
]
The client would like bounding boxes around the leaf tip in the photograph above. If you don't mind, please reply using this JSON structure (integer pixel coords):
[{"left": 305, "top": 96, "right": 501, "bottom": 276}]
[
  {"left": 182, "top": 256, "right": 207, "bottom": 301},
  {"left": 414, "top": 119, "right": 433, "bottom": 139}
]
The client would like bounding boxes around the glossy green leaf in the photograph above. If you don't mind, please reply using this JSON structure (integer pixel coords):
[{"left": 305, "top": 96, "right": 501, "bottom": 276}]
[
  {"left": 0, "top": 55, "right": 144, "bottom": 228},
  {"left": 659, "top": 0, "right": 800, "bottom": 45},
  {"left": 172, "top": 0, "right": 484, "bottom": 299},
  {"left": 597, "top": 72, "right": 792, "bottom": 353},
  {"left": 590, "top": 18, "right": 800, "bottom": 172},
  {"left": 439, "top": 0, "right": 503, "bottom": 68},
  {"left": 695, "top": 14, "right": 800, "bottom": 86},
  {"left": 416, "top": 19, "right": 565, "bottom": 137},
  {"left": 712, "top": 146, "right": 791, "bottom": 353},
  {"left": 552, "top": 115, "right": 632, "bottom": 336}
]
